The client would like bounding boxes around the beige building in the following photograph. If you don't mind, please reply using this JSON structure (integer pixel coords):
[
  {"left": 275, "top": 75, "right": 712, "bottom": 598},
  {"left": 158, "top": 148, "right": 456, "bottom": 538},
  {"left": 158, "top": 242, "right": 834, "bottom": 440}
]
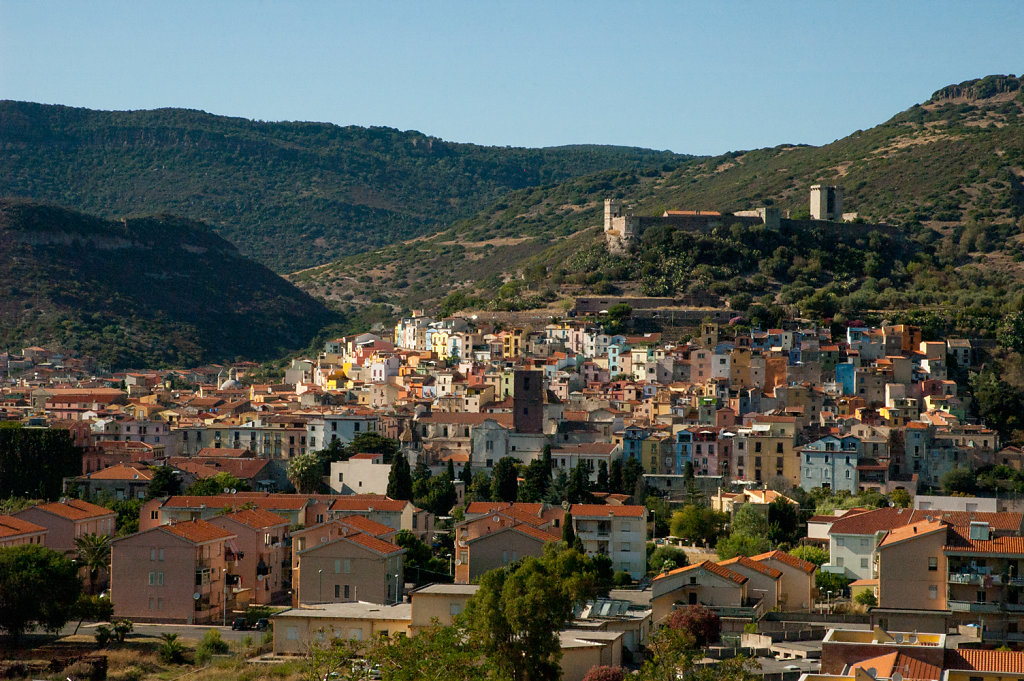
[
  {"left": 408, "top": 583, "right": 479, "bottom": 632},
  {"left": 293, "top": 530, "right": 405, "bottom": 606},
  {"left": 272, "top": 602, "right": 413, "bottom": 654},
  {"left": 650, "top": 560, "right": 750, "bottom": 625},
  {"left": 750, "top": 550, "right": 817, "bottom": 612},
  {"left": 110, "top": 519, "right": 235, "bottom": 624}
]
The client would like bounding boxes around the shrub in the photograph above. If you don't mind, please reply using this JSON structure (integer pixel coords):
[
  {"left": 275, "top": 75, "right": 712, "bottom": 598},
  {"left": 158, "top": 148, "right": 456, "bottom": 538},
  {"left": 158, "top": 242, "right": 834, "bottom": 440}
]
[
  {"left": 854, "top": 590, "right": 878, "bottom": 607},
  {"left": 667, "top": 604, "right": 721, "bottom": 648},
  {"left": 582, "top": 665, "right": 625, "bottom": 681},
  {"left": 612, "top": 570, "right": 632, "bottom": 587},
  {"left": 94, "top": 624, "right": 113, "bottom": 647},
  {"left": 158, "top": 633, "right": 186, "bottom": 664},
  {"left": 195, "top": 628, "right": 230, "bottom": 664},
  {"left": 112, "top": 618, "right": 133, "bottom": 642}
]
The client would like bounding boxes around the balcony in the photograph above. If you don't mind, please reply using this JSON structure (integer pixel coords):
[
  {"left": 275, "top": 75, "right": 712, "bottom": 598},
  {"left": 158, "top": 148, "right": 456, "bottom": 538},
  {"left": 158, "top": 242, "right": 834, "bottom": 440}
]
[
  {"left": 949, "top": 600, "right": 1000, "bottom": 614},
  {"left": 949, "top": 573, "right": 982, "bottom": 585},
  {"left": 1003, "top": 602, "right": 1024, "bottom": 612}
]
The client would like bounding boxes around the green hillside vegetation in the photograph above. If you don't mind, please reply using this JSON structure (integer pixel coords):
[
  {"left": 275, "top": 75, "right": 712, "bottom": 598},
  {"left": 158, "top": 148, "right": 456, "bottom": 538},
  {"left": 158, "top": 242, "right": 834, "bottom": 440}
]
[
  {"left": 0, "top": 199, "right": 340, "bottom": 368},
  {"left": 0, "top": 101, "right": 685, "bottom": 271},
  {"left": 298, "top": 75, "right": 1024, "bottom": 336}
]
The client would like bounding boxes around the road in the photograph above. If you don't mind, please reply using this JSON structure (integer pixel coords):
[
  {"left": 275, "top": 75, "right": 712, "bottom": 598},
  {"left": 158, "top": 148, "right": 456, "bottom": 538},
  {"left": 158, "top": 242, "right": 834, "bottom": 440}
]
[{"left": 60, "top": 620, "right": 260, "bottom": 642}]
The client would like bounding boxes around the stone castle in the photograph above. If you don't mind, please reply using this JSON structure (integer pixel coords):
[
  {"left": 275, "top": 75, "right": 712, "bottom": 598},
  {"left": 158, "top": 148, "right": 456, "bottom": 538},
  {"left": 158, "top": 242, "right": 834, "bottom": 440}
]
[{"left": 603, "top": 185, "right": 851, "bottom": 255}]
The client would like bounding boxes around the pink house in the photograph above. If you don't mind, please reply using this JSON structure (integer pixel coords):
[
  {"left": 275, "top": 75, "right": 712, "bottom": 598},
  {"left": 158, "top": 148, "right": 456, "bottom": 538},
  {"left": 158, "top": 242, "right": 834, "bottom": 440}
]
[
  {"left": 208, "top": 508, "right": 290, "bottom": 606},
  {"left": 14, "top": 499, "right": 116, "bottom": 554},
  {"left": 0, "top": 515, "right": 48, "bottom": 548},
  {"left": 110, "top": 519, "right": 235, "bottom": 624}
]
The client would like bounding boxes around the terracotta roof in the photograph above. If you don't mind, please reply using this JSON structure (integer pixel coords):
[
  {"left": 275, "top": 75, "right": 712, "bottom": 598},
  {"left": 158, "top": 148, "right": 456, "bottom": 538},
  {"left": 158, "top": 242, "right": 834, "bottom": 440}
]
[
  {"left": 850, "top": 651, "right": 942, "bottom": 681},
  {"left": 0, "top": 515, "right": 47, "bottom": 539},
  {"left": 947, "top": 648, "right": 1024, "bottom": 673},
  {"left": 219, "top": 508, "right": 290, "bottom": 530},
  {"left": 944, "top": 533, "right": 1024, "bottom": 555},
  {"left": 84, "top": 464, "right": 155, "bottom": 481},
  {"left": 718, "top": 555, "right": 782, "bottom": 579},
  {"left": 161, "top": 519, "right": 235, "bottom": 544},
  {"left": 162, "top": 494, "right": 309, "bottom": 510},
  {"left": 879, "top": 518, "right": 948, "bottom": 548},
  {"left": 418, "top": 412, "right": 513, "bottom": 427},
  {"left": 33, "top": 499, "right": 115, "bottom": 521},
  {"left": 330, "top": 496, "right": 407, "bottom": 513},
  {"left": 335, "top": 515, "right": 395, "bottom": 537},
  {"left": 570, "top": 504, "right": 646, "bottom": 518},
  {"left": 343, "top": 532, "right": 404, "bottom": 556},
  {"left": 750, "top": 550, "right": 817, "bottom": 574},
  {"left": 655, "top": 560, "right": 747, "bottom": 585},
  {"left": 465, "top": 502, "right": 543, "bottom": 516},
  {"left": 831, "top": 507, "right": 1022, "bottom": 537}
]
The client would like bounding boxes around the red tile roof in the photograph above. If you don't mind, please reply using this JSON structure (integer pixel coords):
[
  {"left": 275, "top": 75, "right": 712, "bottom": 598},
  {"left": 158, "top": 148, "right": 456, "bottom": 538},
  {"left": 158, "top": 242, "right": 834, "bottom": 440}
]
[
  {"left": 0, "top": 515, "right": 47, "bottom": 539},
  {"left": 343, "top": 532, "right": 404, "bottom": 556},
  {"left": 85, "top": 464, "right": 155, "bottom": 481},
  {"left": 162, "top": 519, "right": 235, "bottom": 544},
  {"left": 330, "top": 496, "right": 407, "bottom": 513},
  {"left": 34, "top": 499, "right": 116, "bottom": 521},
  {"left": 718, "top": 555, "right": 782, "bottom": 579},
  {"left": 220, "top": 508, "right": 290, "bottom": 530},
  {"left": 947, "top": 648, "right": 1024, "bottom": 673},
  {"left": 831, "top": 507, "right": 1022, "bottom": 537},
  {"left": 944, "top": 532, "right": 1024, "bottom": 556},
  {"left": 336, "top": 515, "right": 395, "bottom": 537},
  {"left": 750, "top": 550, "right": 817, "bottom": 574},
  {"left": 655, "top": 560, "right": 747, "bottom": 585},
  {"left": 570, "top": 504, "right": 646, "bottom": 518},
  {"left": 162, "top": 493, "right": 309, "bottom": 510},
  {"left": 850, "top": 651, "right": 941, "bottom": 681}
]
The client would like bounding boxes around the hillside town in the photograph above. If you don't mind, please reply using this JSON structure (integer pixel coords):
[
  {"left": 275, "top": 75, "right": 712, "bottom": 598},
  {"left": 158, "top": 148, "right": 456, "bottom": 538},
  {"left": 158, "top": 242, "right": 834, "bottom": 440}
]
[{"left": 4, "top": 306, "right": 1024, "bottom": 680}]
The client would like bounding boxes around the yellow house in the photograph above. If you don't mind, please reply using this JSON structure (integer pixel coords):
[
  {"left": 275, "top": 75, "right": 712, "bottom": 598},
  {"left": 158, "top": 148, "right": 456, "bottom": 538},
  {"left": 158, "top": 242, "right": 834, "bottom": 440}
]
[
  {"left": 408, "top": 583, "right": 478, "bottom": 633},
  {"left": 272, "top": 602, "right": 412, "bottom": 654}
]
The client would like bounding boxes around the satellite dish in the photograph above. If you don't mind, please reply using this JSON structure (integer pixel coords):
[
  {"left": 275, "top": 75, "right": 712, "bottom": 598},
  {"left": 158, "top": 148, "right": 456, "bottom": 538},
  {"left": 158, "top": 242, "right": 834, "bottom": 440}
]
[
  {"left": 866, "top": 668, "right": 877, "bottom": 679},
  {"left": 193, "top": 592, "right": 201, "bottom": 600},
  {"left": 223, "top": 488, "right": 231, "bottom": 494},
  {"left": 257, "top": 574, "right": 264, "bottom": 581},
  {"left": 892, "top": 673, "right": 903, "bottom": 681},
  {"left": 230, "top": 488, "right": 237, "bottom": 494},
  {"left": 893, "top": 633, "right": 903, "bottom": 643}
]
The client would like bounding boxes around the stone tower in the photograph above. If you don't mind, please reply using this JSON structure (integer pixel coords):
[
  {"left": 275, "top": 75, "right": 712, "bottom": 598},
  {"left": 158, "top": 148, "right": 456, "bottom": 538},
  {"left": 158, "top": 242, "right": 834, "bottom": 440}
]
[{"left": 810, "top": 185, "right": 844, "bottom": 221}]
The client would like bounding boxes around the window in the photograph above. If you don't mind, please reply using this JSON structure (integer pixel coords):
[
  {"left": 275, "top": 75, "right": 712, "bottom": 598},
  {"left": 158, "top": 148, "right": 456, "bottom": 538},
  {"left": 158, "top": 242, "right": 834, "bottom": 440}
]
[
  {"left": 151, "top": 510, "right": 159, "bottom": 520},
  {"left": 755, "top": 442, "right": 762, "bottom": 453},
  {"left": 287, "top": 627, "right": 299, "bottom": 640},
  {"left": 837, "top": 557, "right": 844, "bottom": 567},
  {"left": 344, "top": 559, "right": 351, "bottom": 574},
  {"left": 149, "top": 597, "right": 154, "bottom": 610},
  {"left": 159, "top": 549, "right": 164, "bottom": 561},
  {"left": 344, "top": 585, "right": 350, "bottom": 599},
  {"left": 928, "top": 557, "right": 938, "bottom": 571},
  {"left": 776, "top": 443, "right": 783, "bottom": 453},
  {"left": 335, "top": 559, "right": 341, "bottom": 574},
  {"left": 157, "top": 572, "right": 164, "bottom": 585},
  {"left": 335, "top": 584, "right": 340, "bottom": 598},
  {"left": 151, "top": 548, "right": 157, "bottom": 561},
  {"left": 860, "top": 558, "right": 868, "bottom": 569},
  {"left": 148, "top": 571, "right": 154, "bottom": 585},
  {"left": 450, "top": 603, "right": 462, "bottom": 616},
  {"left": 622, "top": 543, "right": 631, "bottom": 552}
]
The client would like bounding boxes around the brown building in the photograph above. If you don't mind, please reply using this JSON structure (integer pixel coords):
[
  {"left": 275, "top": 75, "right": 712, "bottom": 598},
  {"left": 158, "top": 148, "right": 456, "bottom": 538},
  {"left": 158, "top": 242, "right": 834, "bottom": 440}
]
[
  {"left": 110, "top": 519, "right": 235, "bottom": 624},
  {"left": 292, "top": 528, "right": 405, "bottom": 607}
]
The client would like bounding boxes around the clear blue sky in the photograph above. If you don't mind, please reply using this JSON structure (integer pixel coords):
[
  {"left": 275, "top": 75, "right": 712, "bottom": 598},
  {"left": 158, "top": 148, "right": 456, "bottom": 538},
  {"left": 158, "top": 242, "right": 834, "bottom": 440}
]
[{"left": 2, "top": 1, "right": 1022, "bottom": 155}]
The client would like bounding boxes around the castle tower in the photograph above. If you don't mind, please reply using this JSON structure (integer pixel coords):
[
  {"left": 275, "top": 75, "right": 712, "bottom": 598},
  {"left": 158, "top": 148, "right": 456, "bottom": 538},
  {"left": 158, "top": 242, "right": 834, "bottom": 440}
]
[
  {"left": 604, "top": 199, "right": 624, "bottom": 233},
  {"left": 810, "top": 185, "right": 844, "bottom": 221}
]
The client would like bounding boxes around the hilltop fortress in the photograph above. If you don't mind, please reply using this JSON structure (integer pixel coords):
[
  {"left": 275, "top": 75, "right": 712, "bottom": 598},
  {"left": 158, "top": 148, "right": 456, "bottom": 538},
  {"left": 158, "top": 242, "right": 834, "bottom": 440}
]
[{"left": 604, "top": 185, "right": 862, "bottom": 255}]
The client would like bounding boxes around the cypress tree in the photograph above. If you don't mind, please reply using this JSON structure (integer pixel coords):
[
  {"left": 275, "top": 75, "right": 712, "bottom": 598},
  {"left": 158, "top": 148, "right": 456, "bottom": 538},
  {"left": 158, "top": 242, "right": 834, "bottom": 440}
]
[{"left": 387, "top": 454, "right": 413, "bottom": 500}]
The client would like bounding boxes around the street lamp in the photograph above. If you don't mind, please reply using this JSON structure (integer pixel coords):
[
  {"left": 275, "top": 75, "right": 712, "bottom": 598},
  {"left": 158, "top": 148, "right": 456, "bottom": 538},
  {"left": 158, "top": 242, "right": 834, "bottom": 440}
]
[
  {"left": 318, "top": 569, "right": 324, "bottom": 604},
  {"left": 650, "top": 510, "right": 656, "bottom": 541},
  {"left": 222, "top": 568, "right": 228, "bottom": 627},
  {"left": 826, "top": 590, "right": 834, "bottom": 616}
]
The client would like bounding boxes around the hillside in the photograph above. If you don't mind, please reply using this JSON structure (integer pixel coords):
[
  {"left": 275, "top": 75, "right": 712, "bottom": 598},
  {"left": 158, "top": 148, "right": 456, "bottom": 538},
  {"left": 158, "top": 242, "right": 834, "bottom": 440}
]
[
  {"left": 296, "top": 75, "right": 1024, "bottom": 335},
  {"left": 0, "top": 101, "right": 685, "bottom": 271},
  {"left": 0, "top": 200, "right": 340, "bottom": 368}
]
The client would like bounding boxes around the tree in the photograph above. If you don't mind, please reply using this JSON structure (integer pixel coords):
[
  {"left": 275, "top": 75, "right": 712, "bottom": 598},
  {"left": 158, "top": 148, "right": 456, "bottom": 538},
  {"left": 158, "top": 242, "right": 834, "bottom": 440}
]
[
  {"left": 816, "top": 571, "right": 850, "bottom": 596},
  {"left": 998, "top": 311, "right": 1024, "bottom": 353},
  {"left": 415, "top": 474, "right": 457, "bottom": 517},
  {"left": 732, "top": 504, "right": 770, "bottom": 538},
  {"left": 715, "top": 533, "right": 770, "bottom": 560},
  {"left": 460, "top": 460, "right": 473, "bottom": 486},
  {"left": 346, "top": 432, "right": 400, "bottom": 463},
  {"left": 365, "top": 621, "right": 485, "bottom": 681},
  {"left": 158, "top": 632, "right": 186, "bottom": 664},
  {"left": 74, "top": 533, "right": 111, "bottom": 595},
  {"left": 0, "top": 425, "right": 82, "bottom": 500},
  {"left": 463, "top": 545, "right": 599, "bottom": 681},
  {"left": 519, "top": 459, "right": 552, "bottom": 502},
  {"left": 387, "top": 454, "right": 414, "bottom": 500},
  {"left": 648, "top": 544, "right": 688, "bottom": 575},
  {"left": 789, "top": 545, "right": 829, "bottom": 566},
  {"left": 567, "top": 463, "right": 593, "bottom": 504},
  {"left": 670, "top": 505, "right": 727, "bottom": 546},
  {"left": 0, "top": 544, "right": 82, "bottom": 643},
  {"left": 562, "top": 513, "right": 576, "bottom": 547},
  {"left": 609, "top": 459, "right": 623, "bottom": 493},
  {"left": 767, "top": 498, "right": 801, "bottom": 547},
  {"left": 491, "top": 457, "right": 519, "bottom": 503},
  {"left": 942, "top": 468, "right": 977, "bottom": 495},
  {"left": 287, "top": 452, "right": 324, "bottom": 494},
  {"left": 621, "top": 457, "right": 643, "bottom": 497},
  {"left": 146, "top": 465, "right": 181, "bottom": 500},
  {"left": 596, "top": 461, "right": 609, "bottom": 493},
  {"left": 542, "top": 444, "right": 552, "bottom": 472},
  {"left": 447, "top": 458, "right": 456, "bottom": 481},
  {"left": 854, "top": 589, "right": 878, "bottom": 608},
  {"left": 470, "top": 471, "right": 493, "bottom": 502},
  {"left": 186, "top": 472, "right": 251, "bottom": 496},
  {"left": 888, "top": 488, "right": 912, "bottom": 508},
  {"left": 667, "top": 604, "right": 721, "bottom": 648}
]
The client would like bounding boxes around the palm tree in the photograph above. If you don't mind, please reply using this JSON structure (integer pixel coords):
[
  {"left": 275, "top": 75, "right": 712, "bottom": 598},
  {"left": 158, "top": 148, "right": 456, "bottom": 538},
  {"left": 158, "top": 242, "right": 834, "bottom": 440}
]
[{"left": 75, "top": 533, "right": 111, "bottom": 594}]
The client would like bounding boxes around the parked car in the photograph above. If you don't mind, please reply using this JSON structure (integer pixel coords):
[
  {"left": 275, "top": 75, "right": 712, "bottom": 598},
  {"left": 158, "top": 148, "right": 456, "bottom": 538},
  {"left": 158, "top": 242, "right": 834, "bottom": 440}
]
[
  {"left": 255, "top": 618, "right": 270, "bottom": 631},
  {"left": 231, "top": 617, "right": 250, "bottom": 630}
]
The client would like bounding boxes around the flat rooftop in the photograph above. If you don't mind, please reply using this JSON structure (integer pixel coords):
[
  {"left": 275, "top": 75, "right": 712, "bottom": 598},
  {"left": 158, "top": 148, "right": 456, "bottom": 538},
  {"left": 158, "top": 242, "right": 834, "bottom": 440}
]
[{"left": 274, "top": 602, "right": 411, "bottom": 620}]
